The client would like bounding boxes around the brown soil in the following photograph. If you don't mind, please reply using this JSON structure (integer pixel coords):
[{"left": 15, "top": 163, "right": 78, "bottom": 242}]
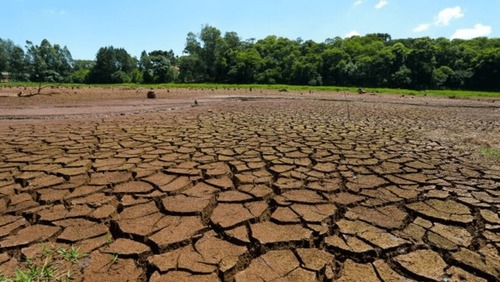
[{"left": 0, "top": 86, "right": 499, "bottom": 281}]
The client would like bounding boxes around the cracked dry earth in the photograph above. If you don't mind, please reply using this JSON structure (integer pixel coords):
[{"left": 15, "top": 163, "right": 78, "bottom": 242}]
[{"left": 0, "top": 91, "right": 499, "bottom": 281}]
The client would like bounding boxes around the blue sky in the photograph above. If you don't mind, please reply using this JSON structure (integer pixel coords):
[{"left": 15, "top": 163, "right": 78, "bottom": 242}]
[{"left": 1, "top": 0, "right": 498, "bottom": 60}]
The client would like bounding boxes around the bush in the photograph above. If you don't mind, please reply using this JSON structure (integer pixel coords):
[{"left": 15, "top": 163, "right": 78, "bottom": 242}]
[
  {"left": 71, "top": 69, "right": 90, "bottom": 83},
  {"left": 111, "top": 70, "right": 131, "bottom": 83}
]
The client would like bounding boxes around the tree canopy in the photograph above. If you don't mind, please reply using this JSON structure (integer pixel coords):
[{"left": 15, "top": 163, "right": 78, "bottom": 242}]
[{"left": 0, "top": 25, "right": 499, "bottom": 91}]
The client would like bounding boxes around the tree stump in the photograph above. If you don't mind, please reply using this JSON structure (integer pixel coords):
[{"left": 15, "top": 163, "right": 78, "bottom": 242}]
[{"left": 147, "top": 91, "right": 156, "bottom": 99}]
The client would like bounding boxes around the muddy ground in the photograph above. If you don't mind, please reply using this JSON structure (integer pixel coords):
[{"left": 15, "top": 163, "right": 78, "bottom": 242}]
[{"left": 0, "top": 86, "right": 499, "bottom": 281}]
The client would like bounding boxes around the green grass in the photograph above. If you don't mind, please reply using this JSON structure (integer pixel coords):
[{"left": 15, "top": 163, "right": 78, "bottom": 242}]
[
  {"left": 2, "top": 82, "right": 499, "bottom": 98},
  {"left": 478, "top": 147, "right": 500, "bottom": 158},
  {"left": 57, "top": 246, "right": 87, "bottom": 264},
  {"left": 141, "top": 83, "right": 500, "bottom": 97},
  {"left": 0, "top": 245, "right": 87, "bottom": 282},
  {"left": 105, "top": 234, "right": 113, "bottom": 244},
  {"left": 360, "top": 87, "right": 500, "bottom": 98},
  {"left": 110, "top": 253, "right": 119, "bottom": 264}
]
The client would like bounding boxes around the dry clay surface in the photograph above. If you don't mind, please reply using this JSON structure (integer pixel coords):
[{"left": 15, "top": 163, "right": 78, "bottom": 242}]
[{"left": 0, "top": 87, "right": 499, "bottom": 281}]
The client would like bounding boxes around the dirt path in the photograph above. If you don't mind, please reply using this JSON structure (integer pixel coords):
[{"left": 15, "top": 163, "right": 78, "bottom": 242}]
[{"left": 0, "top": 87, "right": 499, "bottom": 281}]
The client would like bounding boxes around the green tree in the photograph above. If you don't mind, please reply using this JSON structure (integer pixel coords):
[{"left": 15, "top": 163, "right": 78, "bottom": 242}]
[
  {"left": 180, "top": 25, "right": 228, "bottom": 82},
  {"left": 254, "top": 35, "right": 281, "bottom": 84},
  {"left": 87, "top": 46, "right": 137, "bottom": 83},
  {"left": 180, "top": 31, "right": 206, "bottom": 82},
  {"left": 290, "top": 40, "right": 323, "bottom": 85},
  {"left": 199, "top": 25, "right": 227, "bottom": 82},
  {"left": 25, "top": 39, "right": 73, "bottom": 82},
  {"left": 227, "top": 47, "right": 262, "bottom": 83},
  {"left": 406, "top": 38, "right": 436, "bottom": 89},
  {"left": 177, "top": 55, "right": 204, "bottom": 83},
  {"left": 140, "top": 50, "right": 177, "bottom": 83},
  {"left": 254, "top": 36, "right": 301, "bottom": 84},
  {"left": 0, "top": 38, "right": 28, "bottom": 81},
  {"left": 70, "top": 60, "right": 93, "bottom": 83},
  {"left": 388, "top": 42, "right": 411, "bottom": 88},
  {"left": 391, "top": 65, "right": 412, "bottom": 88},
  {"left": 0, "top": 39, "right": 10, "bottom": 72},
  {"left": 320, "top": 47, "right": 349, "bottom": 85},
  {"left": 224, "top": 31, "right": 241, "bottom": 50},
  {"left": 9, "top": 45, "right": 28, "bottom": 81},
  {"left": 432, "top": 66, "right": 454, "bottom": 89},
  {"left": 139, "top": 50, "right": 153, "bottom": 83},
  {"left": 470, "top": 48, "right": 500, "bottom": 91}
]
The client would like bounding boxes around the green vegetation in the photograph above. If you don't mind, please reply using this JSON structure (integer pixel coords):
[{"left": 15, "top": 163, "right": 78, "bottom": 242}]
[
  {"left": 3, "top": 82, "right": 498, "bottom": 98},
  {"left": 110, "top": 253, "right": 119, "bottom": 265},
  {"left": 1, "top": 28, "right": 499, "bottom": 91},
  {"left": 0, "top": 245, "right": 86, "bottom": 282},
  {"left": 57, "top": 246, "right": 87, "bottom": 264},
  {"left": 479, "top": 147, "right": 500, "bottom": 158},
  {"left": 105, "top": 234, "right": 113, "bottom": 244}
]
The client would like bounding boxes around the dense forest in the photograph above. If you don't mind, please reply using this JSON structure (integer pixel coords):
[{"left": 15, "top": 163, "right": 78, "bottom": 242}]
[{"left": 1, "top": 25, "right": 499, "bottom": 91}]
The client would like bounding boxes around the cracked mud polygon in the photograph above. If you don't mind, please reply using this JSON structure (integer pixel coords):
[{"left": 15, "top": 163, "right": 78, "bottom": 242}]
[{"left": 0, "top": 87, "right": 499, "bottom": 281}]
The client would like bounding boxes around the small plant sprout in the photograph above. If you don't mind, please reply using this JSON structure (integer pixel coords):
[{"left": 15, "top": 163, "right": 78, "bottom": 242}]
[
  {"left": 58, "top": 246, "right": 86, "bottom": 264},
  {"left": 66, "top": 269, "right": 73, "bottom": 280},
  {"left": 111, "top": 253, "right": 119, "bottom": 264},
  {"left": 10, "top": 255, "right": 57, "bottom": 281},
  {"left": 40, "top": 244, "right": 55, "bottom": 256},
  {"left": 0, "top": 244, "right": 87, "bottom": 281},
  {"left": 105, "top": 234, "right": 114, "bottom": 244}
]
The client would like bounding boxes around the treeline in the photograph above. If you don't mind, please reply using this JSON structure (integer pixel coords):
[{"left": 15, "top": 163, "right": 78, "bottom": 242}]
[{"left": 1, "top": 25, "right": 499, "bottom": 91}]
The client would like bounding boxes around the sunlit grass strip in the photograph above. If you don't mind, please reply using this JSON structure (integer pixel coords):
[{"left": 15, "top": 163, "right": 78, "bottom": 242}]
[
  {"left": 478, "top": 147, "right": 500, "bottom": 158},
  {"left": 2, "top": 82, "right": 499, "bottom": 98}
]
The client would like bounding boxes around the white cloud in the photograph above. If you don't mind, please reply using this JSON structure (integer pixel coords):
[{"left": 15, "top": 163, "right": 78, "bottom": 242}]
[
  {"left": 413, "top": 23, "right": 430, "bottom": 33},
  {"left": 413, "top": 6, "right": 464, "bottom": 34},
  {"left": 353, "top": 0, "right": 363, "bottom": 6},
  {"left": 345, "top": 30, "right": 360, "bottom": 37},
  {"left": 435, "top": 6, "right": 464, "bottom": 26},
  {"left": 452, "top": 23, "right": 492, "bottom": 39},
  {"left": 375, "top": 0, "right": 388, "bottom": 9}
]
